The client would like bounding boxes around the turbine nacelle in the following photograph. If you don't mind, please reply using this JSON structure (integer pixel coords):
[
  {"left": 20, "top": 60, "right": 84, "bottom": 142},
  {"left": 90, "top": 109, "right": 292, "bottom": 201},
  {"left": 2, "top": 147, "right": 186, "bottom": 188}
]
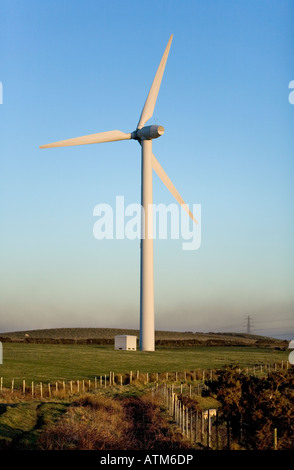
[{"left": 132, "top": 125, "right": 164, "bottom": 141}]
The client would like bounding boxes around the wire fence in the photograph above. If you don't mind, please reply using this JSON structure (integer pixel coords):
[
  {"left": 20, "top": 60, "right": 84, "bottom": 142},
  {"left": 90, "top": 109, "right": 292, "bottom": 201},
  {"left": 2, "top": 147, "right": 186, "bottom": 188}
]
[
  {"left": 0, "top": 361, "right": 290, "bottom": 450},
  {"left": 153, "top": 383, "right": 281, "bottom": 450},
  {"left": 0, "top": 360, "right": 290, "bottom": 399}
]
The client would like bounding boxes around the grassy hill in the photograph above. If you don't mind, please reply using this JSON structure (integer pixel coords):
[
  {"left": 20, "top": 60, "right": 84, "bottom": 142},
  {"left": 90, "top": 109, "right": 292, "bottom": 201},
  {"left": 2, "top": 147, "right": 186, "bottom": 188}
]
[{"left": 0, "top": 327, "right": 288, "bottom": 349}]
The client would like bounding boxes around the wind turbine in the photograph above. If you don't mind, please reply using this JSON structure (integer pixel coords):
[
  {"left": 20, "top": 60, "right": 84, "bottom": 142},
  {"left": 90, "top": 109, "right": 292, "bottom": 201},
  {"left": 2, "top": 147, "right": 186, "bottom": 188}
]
[{"left": 40, "top": 34, "right": 197, "bottom": 352}]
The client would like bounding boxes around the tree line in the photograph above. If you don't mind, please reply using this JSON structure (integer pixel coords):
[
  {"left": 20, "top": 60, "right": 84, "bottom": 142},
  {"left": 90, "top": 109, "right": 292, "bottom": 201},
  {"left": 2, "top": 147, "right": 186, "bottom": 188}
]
[{"left": 205, "top": 366, "right": 293, "bottom": 450}]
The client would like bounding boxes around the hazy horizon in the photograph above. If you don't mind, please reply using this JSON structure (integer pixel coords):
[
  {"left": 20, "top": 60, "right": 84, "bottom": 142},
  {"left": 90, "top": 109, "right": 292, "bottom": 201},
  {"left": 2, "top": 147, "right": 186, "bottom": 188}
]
[{"left": 0, "top": 324, "right": 291, "bottom": 341}]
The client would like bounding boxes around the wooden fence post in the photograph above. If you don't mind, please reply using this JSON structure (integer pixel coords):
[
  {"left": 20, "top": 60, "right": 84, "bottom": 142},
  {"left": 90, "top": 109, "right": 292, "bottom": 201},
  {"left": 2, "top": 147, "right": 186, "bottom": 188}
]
[
  {"left": 172, "top": 392, "right": 175, "bottom": 417},
  {"left": 11, "top": 379, "right": 14, "bottom": 394},
  {"left": 23, "top": 380, "right": 26, "bottom": 395},
  {"left": 195, "top": 411, "right": 198, "bottom": 443},
  {"left": 77, "top": 380, "right": 79, "bottom": 393},
  {"left": 227, "top": 420, "right": 230, "bottom": 450},
  {"left": 216, "top": 410, "right": 219, "bottom": 450},
  {"left": 207, "top": 410, "right": 211, "bottom": 449},
  {"left": 70, "top": 381, "right": 73, "bottom": 394},
  {"left": 274, "top": 428, "right": 278, "bottom": 450},
  {"left": 48, "top": 383, "right": 51, "bottom": 397},
  {"left": 40, "top": 382, "right": 43, "bottom": 399}
]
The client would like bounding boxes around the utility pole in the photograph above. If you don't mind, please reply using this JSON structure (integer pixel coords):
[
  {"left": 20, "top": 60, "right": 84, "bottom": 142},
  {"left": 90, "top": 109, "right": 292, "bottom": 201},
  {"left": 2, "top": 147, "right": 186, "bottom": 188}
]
[{"left": 245, "top": 315, "right": 254, "bottom": 335}]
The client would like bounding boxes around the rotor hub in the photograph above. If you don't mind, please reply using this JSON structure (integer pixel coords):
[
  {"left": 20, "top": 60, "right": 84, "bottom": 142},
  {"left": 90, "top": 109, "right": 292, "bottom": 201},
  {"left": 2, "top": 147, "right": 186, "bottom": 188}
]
[{"left": 132, "top": 125, "right": 164, "bottom": 141}]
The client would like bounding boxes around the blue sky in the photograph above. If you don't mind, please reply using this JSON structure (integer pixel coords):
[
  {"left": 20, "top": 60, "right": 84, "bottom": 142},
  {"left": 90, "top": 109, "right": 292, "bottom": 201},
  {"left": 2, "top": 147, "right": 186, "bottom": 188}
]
[{"left": 0, "top": 0, "right": 293, "bottom": 339}]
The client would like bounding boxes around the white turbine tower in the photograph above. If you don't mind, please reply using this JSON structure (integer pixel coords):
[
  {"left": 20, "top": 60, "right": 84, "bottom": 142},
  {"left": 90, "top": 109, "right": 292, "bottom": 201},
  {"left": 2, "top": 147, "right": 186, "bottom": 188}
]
[{"left": 40, "top": 35, "right": 197, "bottom": 352}]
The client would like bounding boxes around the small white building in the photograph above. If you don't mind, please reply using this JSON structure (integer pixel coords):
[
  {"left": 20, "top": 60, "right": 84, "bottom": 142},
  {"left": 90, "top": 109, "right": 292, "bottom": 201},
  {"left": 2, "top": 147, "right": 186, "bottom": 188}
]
[{"left": 114, "top": 335, "right": 137, "bottom": 351}]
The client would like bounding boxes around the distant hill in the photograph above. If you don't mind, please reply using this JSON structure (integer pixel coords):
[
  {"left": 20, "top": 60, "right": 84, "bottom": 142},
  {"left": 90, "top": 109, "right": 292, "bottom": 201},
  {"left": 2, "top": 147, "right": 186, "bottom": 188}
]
[{"left": 0, "top": 327, "right": 288, "bottom": 349}]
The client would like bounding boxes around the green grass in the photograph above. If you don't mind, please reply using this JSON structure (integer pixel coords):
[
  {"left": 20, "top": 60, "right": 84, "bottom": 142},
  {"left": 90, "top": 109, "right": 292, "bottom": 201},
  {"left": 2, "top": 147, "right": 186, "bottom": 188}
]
[
  {"left": 0, "top": 401, "right": 68, "bottom": 449},
  {"left": 0, "top": 402, "right": 38, "bottom": 447},
  {"left": 0, "top": 343, "right": 289, "bottom": 387}
]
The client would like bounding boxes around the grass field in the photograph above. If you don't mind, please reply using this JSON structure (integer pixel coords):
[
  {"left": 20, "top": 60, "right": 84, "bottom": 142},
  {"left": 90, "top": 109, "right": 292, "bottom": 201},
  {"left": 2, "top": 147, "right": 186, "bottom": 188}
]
[
  {"left": 0, "top": 391, "right": 193, "bottom": 450},
  {"left": 0, "top": 343, "right": 289, "bottom": 387}
]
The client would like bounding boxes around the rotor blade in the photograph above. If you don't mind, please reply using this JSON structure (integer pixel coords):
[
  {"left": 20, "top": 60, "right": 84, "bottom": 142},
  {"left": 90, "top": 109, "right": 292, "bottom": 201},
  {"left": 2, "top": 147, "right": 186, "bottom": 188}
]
[
  {"left": 137, "top": 34, "right": 173, "bottom": 130},
  {"left": 40, "top": 130, "right": 131, "bottom": 149},
  {"left": 152, "top": 154, "right": 198, "bottom": 224}
]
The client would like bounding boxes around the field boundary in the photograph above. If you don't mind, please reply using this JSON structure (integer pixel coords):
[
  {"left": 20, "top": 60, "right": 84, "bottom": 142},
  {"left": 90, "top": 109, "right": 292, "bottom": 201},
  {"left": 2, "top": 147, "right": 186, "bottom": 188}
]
[
  {"left": 0, "top": 360, "right": 290, "bottom": 399},
  {"left": 154, "top": 383, "right": 281, "bottom": 450}
]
